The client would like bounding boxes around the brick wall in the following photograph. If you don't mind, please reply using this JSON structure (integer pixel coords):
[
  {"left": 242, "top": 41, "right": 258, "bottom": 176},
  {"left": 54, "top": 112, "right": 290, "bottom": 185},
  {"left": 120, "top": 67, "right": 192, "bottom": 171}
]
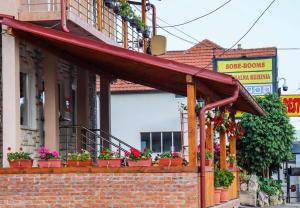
[{"left": 0, "top": 172, "right": 199, "bottom": 208}]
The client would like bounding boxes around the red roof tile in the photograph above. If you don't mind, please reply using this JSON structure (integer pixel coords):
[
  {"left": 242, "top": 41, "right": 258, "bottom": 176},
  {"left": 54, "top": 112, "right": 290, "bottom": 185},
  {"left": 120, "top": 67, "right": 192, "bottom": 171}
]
[{"left": 97, "top": 39, "right": 277, "bottom": 92}]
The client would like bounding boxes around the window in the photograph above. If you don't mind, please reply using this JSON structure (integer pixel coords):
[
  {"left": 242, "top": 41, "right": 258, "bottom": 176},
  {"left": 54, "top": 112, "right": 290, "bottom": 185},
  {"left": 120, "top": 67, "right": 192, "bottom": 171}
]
[
  {"left": 140, "top": 132, "right": 182, "bottom": 153},
  {"left": 20, "top": 72, "right": 29, "bottom": 126}
]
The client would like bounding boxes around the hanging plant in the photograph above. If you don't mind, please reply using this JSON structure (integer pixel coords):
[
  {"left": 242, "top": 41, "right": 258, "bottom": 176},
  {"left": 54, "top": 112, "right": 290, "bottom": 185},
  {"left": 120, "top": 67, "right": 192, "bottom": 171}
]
[
  {"left": 234, "top": 122, "right": 245, "bottom": 139},
  {"left": 119, "top": 0, "right": 133, "bottom": 21},
  {"left": 213, "top": 109, "right": 228, "bottom": 132}
]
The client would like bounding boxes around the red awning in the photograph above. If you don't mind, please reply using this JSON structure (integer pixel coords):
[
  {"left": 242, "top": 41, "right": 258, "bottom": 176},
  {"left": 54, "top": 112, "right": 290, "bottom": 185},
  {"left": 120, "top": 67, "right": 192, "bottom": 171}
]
[{"left": 0, "top": 15, "right": 264, "bottom": 115}]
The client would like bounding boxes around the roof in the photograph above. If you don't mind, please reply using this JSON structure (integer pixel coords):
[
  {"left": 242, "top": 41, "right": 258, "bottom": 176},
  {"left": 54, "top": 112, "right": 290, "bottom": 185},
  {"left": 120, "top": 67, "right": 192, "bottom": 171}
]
[
  {"left": 103, "top": 39, "right": 277, "bottom": 92},
  {"left": 0, "top": 15, "right": 264, "bottom": 115}
]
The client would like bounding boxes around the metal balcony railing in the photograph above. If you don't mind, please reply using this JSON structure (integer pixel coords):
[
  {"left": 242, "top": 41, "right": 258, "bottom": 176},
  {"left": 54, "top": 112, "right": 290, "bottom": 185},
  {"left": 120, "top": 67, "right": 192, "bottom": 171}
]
[
  {"left": 59, "top": 125, "right": 135, "bottom": 162},
  {"left": 19, "top": 0, "right": 153, "bottom": 52}
]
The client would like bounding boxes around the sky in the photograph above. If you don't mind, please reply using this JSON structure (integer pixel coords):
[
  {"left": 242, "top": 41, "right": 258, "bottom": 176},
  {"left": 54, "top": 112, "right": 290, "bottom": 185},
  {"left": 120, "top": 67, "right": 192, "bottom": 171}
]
[{"left": 153, "top": 0, "right": 300, "bottom": 93}]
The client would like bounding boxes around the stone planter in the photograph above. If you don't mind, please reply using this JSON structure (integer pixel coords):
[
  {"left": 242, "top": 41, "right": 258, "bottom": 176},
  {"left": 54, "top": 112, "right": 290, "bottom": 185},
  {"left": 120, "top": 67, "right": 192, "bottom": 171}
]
[
  {"left": 97, "top": 159, "right": 122, "bottom": 168},
  {"left": 38, "top": 159, "right": 62, "bottom": 168},
  {"left": 158, "top": 158, "right": 182, "bottom": 167},
  {"left": 214, "top": 187, "right": 222, "bottom": 204},
  {"left": 127, "top": 159, "right": 151, "bottom": 167},
  {"left": 67, "top": 160, "right": 92, "bottom": 167},
  {"left": 220, "top": 188, "right": 229, "bottom": 202},
  {"left": 9, "top": 160, "right": 33, "bottom": 168}
]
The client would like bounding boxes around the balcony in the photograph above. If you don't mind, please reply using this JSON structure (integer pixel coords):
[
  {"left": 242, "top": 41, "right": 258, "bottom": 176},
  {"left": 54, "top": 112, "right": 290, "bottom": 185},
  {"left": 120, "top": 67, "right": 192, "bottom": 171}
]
[{"left": 18, "top": 0, "right": 154, "bottom": 52}]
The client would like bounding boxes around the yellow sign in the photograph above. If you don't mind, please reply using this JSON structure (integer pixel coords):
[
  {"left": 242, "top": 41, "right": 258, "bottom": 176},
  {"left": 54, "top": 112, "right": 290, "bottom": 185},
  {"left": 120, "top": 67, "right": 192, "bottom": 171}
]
[
  {"left": 217, "top": 58, "right": 273, "bottom": 73},
  {"left": 230, "top": 71, "right": 272, "bottom": 84},
  {"left": 281, "top": 95, "right": 300, "bottom": 116}
]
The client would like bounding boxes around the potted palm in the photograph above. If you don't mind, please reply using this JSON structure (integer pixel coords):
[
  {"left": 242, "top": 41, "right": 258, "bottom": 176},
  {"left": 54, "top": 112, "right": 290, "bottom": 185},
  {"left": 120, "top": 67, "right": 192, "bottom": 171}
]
[
  {"left": 7, "top": 147, "right": 33, "bottom": 168},
  {"left": 126, "top": 148, "right": 152, "bottom": 167},
  {"left": 214, "top": 168, "right": 223, "bottom": 205},
  {"left": 158, "top": 152, "right": 182, "bottom": 167},
  {"left": 67, "top": 149, "right": 92, "bottom": 167},
  {"left": 97, "top": 148, "right": 122, "bottom": 167},
  {"left": 227, "top": 154, "right": 236, "bottom": 168},
  {"left": 220, "top": 169, "right": 235, "bottom": 202},
  {"left": 38, "top": 146, "right": 61, "bottom": 168}
]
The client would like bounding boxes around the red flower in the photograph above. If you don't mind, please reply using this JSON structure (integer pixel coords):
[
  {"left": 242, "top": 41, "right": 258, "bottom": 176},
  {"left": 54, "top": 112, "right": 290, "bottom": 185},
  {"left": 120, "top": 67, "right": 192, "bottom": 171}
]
[
  {"left": 125, "top": 151, "right": 130, "bottom": 157},
  {"left": 19, "top": 147, "right": 23, "bottom": 151},
  {"left": 130, "top": 148, "right": 141, "bottom": 158},
  {"left": 172, "top": 152, "right": 179, "bottom": 158},
  {"left": 7, "top": 147, "right": 11, "bottom": 151}
]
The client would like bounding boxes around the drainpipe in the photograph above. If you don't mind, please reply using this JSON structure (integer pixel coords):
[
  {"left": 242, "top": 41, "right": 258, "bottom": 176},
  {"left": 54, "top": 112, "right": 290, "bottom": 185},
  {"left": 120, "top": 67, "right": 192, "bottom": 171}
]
[
  {"left": 199, "top": 81, "right": 239, "bottom": 208},
  {"left": 61, "top": 0, "right": 70, "bottom": 32},
  {"left": 150, "top": 4, "right": 156, "bottom": 36}
]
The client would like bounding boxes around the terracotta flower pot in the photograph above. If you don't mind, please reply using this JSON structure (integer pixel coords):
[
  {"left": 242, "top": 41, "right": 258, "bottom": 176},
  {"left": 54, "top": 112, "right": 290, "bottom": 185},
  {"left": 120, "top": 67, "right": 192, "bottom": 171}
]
[
  {"left": 127, "top": 159, "right": 152, "bottom": 167},
  {"left": 68, "top": 160, "right": 92, "bottom": 167},
  {"left": 214, "top": 187, "right": 222, "bottom": 204},
  {"left": 158, "top": 158, "right": 183, "bottom": 167},
  {"left": 205, "top": 159, "right": 212, "bottom": 166},
  {"left": 228, "top": 162, "right": 235, "bottom": 168},
  {"left": 97, "top": 159, "right": 122, "bottom": 168},
  {"left": 38, "top": 159, "right": 62, "bottom": 168},
  {"left": 220, "top": 188, "right": 229, "bottom": 202},
  {"left": 9, "top": 160, "right": 33, "bottom": 168}
]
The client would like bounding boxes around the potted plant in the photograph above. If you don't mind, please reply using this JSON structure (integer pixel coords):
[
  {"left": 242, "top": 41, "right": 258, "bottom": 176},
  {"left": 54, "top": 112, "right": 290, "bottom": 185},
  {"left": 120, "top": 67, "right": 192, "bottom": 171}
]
[
  {"left": 126, "top": 148, "right": 152, "bottom": 167},
  {"left": 205, "top": 150, "right": 213, "bottom": 166},
  {"left": 227, "top": 154, "right": 236, "bottom": 168},
  {"left": 67, "top": 149, "right": 92, "bottom": 167},
  {"left": 214, "top": 168, "right": 223, "bottom": 205},
  {"left": 7, "top": 147, "right": 33, "bottom": 168},
  {"left": 119, "top": 1, "right": 133, "bottom": 22},
  {"left": 220, "top": 169, "right": 235, "bottom": 202},
  {"left": 104, "top": 0, "right": 114, "bottom": 9},
  {"left": 133, "top": 15, "right": 144, "bottom": 33},
  {"left": 143, "top": 26, "right": 151, "bottom": 38},
  {"left": 37, "top": 146, "right": 61, "bottom": 168},
  {"left": 158, "top": 152, "right": 182, "bottom": 167},
  {"left": 97, "top": 148, "right": 122, "bottom": 168}
]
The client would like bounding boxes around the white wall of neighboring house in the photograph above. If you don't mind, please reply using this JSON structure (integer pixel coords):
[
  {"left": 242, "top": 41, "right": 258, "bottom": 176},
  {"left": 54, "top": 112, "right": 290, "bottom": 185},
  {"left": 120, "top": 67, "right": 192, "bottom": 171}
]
[{"left": 97, "top": 91, "right": 187, "bottom": 154}]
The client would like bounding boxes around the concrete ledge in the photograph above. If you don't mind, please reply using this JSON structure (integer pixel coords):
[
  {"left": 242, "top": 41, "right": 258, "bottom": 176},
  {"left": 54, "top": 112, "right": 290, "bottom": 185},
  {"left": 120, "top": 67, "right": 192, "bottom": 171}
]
[
  {"left": 0, "top": 166, "right": 198, "bottom": 174},
  {"left": 211, "top": 199, "right": 240, "bottom": 208}
]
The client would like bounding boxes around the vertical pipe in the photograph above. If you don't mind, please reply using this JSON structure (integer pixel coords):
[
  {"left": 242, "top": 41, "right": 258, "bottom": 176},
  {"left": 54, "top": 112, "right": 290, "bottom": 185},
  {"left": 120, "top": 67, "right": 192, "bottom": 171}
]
[
  {"left": 61, "top": 0, "right": 70, "bottom": 32},
  {"left": 199, "top": 82, "right": 239, "bottom": 208},
  {"left": 150, "top": 4, "right": 156, "bottom": 36}
]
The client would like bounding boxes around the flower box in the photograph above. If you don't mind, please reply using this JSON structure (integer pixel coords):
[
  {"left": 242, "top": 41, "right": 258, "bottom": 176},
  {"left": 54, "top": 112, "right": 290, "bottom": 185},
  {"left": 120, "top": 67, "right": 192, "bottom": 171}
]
[
  {"left": 9, "top": 160, "right": 33, "bottom": 168},
  {"left": 158, "top": 158, "right": 182, "bottom": 167},
  {"left": 68, "top": 160, "right": 92, "bottom": 167},
  {"left": 97, "top": 159, "right": 122, "bottom": 168},
  {"left": 127, "top": 159, "right": 152, "bottom": 167},
  {"left": 38, "top": 159, "right": 62, "bottom": 168}
]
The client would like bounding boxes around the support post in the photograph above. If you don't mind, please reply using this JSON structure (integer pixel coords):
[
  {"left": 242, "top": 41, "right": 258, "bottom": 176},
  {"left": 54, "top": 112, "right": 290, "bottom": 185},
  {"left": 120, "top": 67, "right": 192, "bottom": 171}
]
[
  {"left": 2, "top": 29, "right": 21, "bottom": 167},
  {"left": 206, "top": 123, "right": 214, "bottom": 154},
  {"left": 44, "top": 52, "right": 59, "bottom": 151},
  {"left": 186, "top": 75, "right": 197, "bottom": 167},
  {"left": 229, "top": 108, "right": 236, "bottom": 168},
  {"left": 142, "top": 0, "right": 147, "bottom": 53},
  {"left": 220, "top": 109, "right": 227, "bottom": 169},
  {"left": 97, "top": 0, "right": 102, "bottom": 31},
  {"left": 122, "top": 19, "right": 128, "bottom": 49},
  {"left": 99, "top": 76, "right": 111, "bottom": 149}
]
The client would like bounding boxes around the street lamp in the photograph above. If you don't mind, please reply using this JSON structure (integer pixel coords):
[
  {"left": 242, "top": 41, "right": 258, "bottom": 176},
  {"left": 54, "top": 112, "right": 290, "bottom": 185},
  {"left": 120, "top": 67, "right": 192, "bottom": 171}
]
[{"left": 277, "top": 77, "right": 288, "bottom": 96}]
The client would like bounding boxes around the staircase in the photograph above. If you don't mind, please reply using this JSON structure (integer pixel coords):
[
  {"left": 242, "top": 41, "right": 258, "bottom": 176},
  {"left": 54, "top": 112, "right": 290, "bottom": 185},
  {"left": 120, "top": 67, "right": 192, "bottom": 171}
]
[{"left": 59, "top": 125, "right": 135, "bottom": 162}]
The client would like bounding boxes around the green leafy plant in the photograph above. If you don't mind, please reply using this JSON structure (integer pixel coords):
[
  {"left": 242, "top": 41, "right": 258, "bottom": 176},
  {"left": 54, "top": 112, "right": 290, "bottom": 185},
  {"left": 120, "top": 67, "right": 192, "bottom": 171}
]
[
  {"left": 240, "top": 172, "right": 251, "bottom": 184},
  {"left": 134, "top": 15, "right": 144, "bottom": 31},
  {"left": 160, "top": 152, "right": 181, "bottom": 158},
  {"left": 227, "top": 154, "right": 236, "bottom": 163},
  {"left": 214, "top": 168, "right": 222, "bottom": 188},
  {"left": 258, "top": 177, "right": 283, "bottom": 197},
  {"left": 205, "top": 150, "right": 213, "bottom": 160},
  {"left": 7, "top": 147, "right": 31, "bottom": 161},
  {"left": 237, "top": 94, "right": 296, "bottom": 175},
  {"left": 98, "top": 148, "right": 120, "bottom": 160},
  {"left": 119, "top": 0, "right": 133, "bottom": 19},
  {"left": 68, "top": 149, "right": 91, "bottom": 161},
  {"left": 220, "top": 169, "right": 235, "bottom": 188}
]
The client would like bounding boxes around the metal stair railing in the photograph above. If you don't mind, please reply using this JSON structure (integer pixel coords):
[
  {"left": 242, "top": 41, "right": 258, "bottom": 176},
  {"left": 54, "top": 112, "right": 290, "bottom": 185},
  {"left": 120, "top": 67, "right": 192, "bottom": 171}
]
[{"left": 59, "top": 125, "right": 135, "bottom": 162}]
